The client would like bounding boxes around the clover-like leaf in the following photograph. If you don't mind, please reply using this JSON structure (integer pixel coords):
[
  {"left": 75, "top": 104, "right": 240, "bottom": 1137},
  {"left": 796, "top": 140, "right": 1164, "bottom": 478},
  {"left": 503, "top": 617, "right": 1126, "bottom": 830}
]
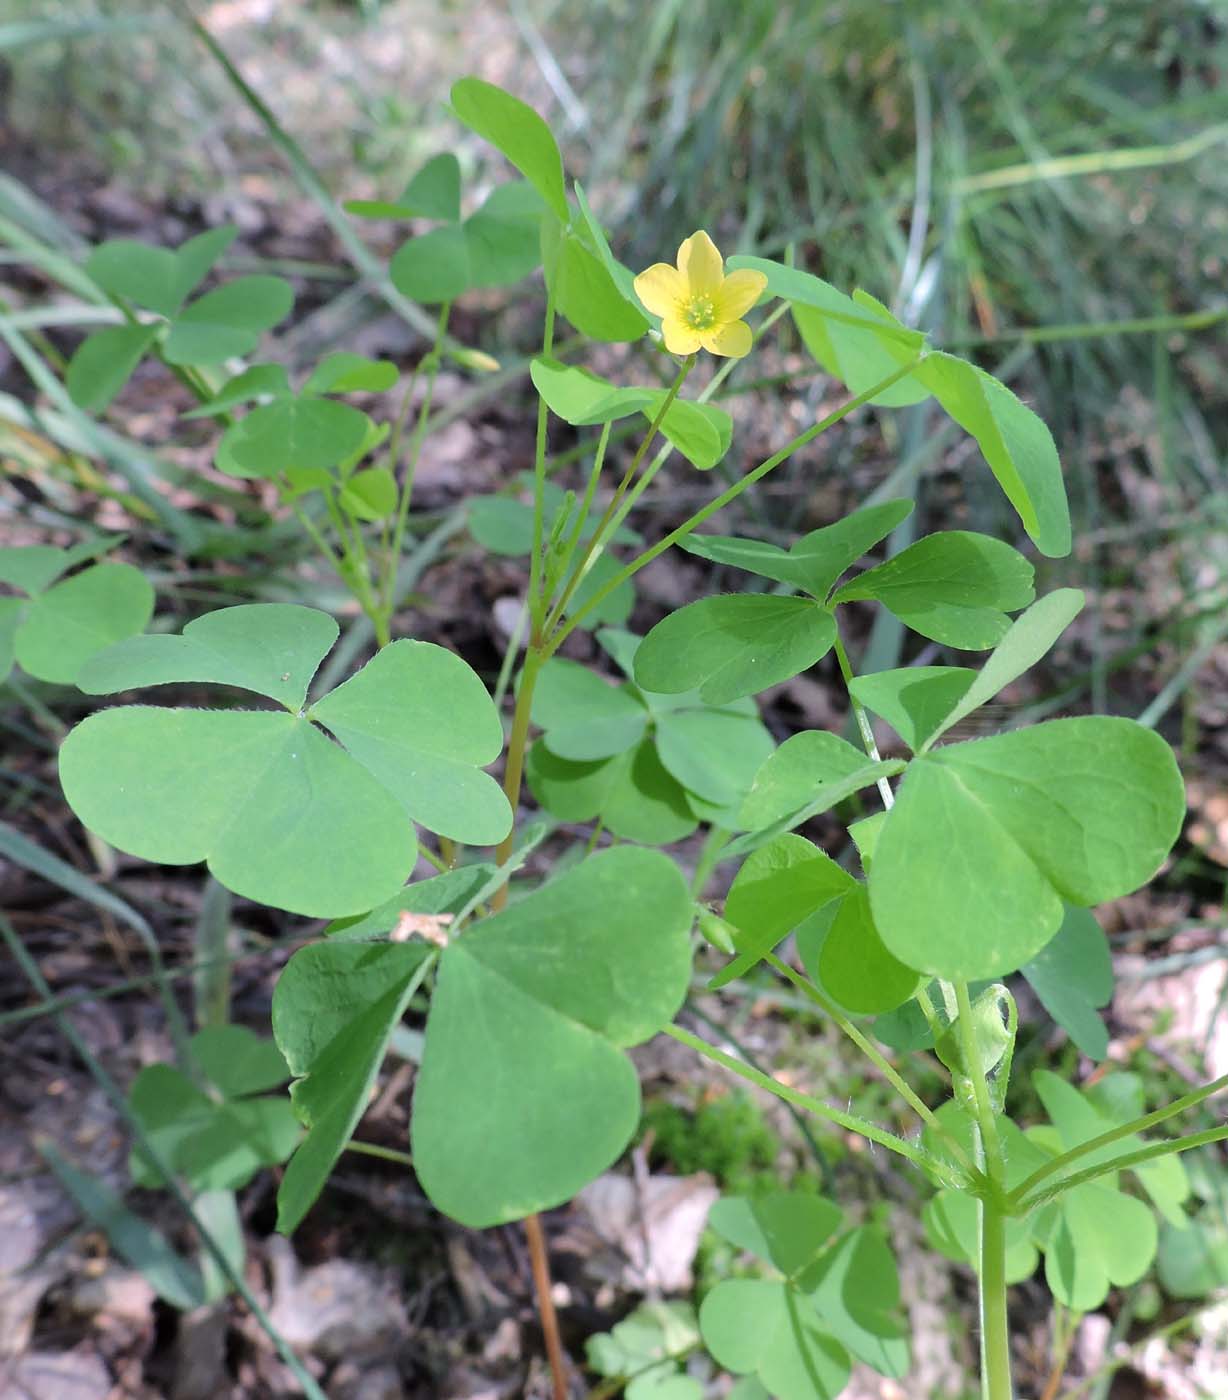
[
  {"left": 61, "top": 605, "right": 511, "bottom": 915},
  {"left": 303, "top": 351, "right": 400, "bottom": 394},
  {"left": 387, "top": 179, "right": 546, "bottom": 303},
  {"left": 869, "top": 716, "right": 1184, "bottom": 980},
  {"left": 526, "top": 645, "right": 773, "bottom": 841},
  {"left": 635, "top": 596, "right": 836, "bottom": 705},
  {"left": 339, "top": 467, "right": 398, "bottom": 521},
  {"left": 847, "top": 666, "right": 976, "bottom": 753},
  {"left": 726, "top": 256, "right": 926, "bottom": 409},
  {"left": 713, "top": 833, "right": 855, "bottom": 988},
  {"left": 530, "top": 657, "right": 649, "bottom": 760},
  {"left": 921, "top": 588, "right": 1086, "bottom": 748},
  {"left": 527, "top": 737, "right": 699, "bottom": 845},
  {"left": 830, "top": 530, "right": 1035, "bottom": 649},
  {"left": 412, "top": 846, "right": 692, "bottom": 1226},
  {"left": 181, "top": 363, "right": 292, "bottom": 417},
  {"left": 700, "top": 1193, "right": 907, "bottom": 1400},
  {"left": 390, "top": 224, "right": 471, "bottom": 303},
  {"left": 679, "top": 499, "right": 913, "bottom": 598},
  {"left": 801, "top": 883, "right": 921, "bottom": 1016},
  {"left": 587, "top": 1301, "right": 702, "bottom": 1400},
  {"left": 312, "top": 640, "right": 511, "bottom": 845}
]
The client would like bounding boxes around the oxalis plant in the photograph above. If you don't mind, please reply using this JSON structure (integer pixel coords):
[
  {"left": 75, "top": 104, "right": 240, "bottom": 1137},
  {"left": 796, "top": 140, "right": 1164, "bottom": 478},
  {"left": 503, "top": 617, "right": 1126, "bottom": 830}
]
[{"left": 24, "top": 76, "right": 1223, "bottom": 1399}]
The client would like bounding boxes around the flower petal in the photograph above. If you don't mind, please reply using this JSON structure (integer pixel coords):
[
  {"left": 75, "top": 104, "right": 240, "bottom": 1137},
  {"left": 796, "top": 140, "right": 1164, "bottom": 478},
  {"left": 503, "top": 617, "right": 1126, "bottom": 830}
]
[
  {"left": 701, "top": 319, "right": 752, "bottom": 358},
  {"left": 661, "top": 317, "right": 705, "bottom": 355},
  {"left": 633, "top": 262, "right": 686, "bottom": 318},
  {"left": 715, "top": 268, "right": 768, "bottom": 322},
  {"left": 678, "top": 230, "right": 723, "bottom": 293}
]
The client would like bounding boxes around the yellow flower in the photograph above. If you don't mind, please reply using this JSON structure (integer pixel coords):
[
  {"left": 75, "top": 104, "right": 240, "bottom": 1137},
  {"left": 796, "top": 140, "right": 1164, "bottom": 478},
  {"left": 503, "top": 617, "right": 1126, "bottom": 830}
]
[{"left": 633, "top": 231, "right": 767, "bottom": 358}]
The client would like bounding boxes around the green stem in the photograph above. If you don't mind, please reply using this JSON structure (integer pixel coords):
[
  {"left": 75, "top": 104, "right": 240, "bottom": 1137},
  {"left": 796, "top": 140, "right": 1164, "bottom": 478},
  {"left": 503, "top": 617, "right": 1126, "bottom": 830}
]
[
  {"left": 980, "top": 1194, "right": 1015, "bottom": 1400},
  {"left": 1017, "top": 1123, "right": 1228, "bottom": 1214},
  {"left": 956, "top": 981, "right": 1004, "bottom": 1169},
  {"left": 545, "top": 420, "right": 612, "bottom": 608},
  {"left": 381, "top": 300, "right": 451, "bottom": 618},
  {"left": 527, "top": 294, "right": 557, "bottom": 623},
  {"left": 832, "top": 628, "right": 896, "bottom": 809},
  {"left": 664, "top": 1023, "right": 960, "bottom": 1182},
  {"left": 543, "top": 354, "right": 693, "bottom": 635},
  {"left": 596, "top": 304, "right": 790, "bottom": 552},
  {"left": 1006, "top": 1071, "right": 1228, "bottom": 1209},
  {"left": 343, "top": 1140, "right": 415, "bottom": 1168},
  {"left": 493, "top": 646, "right": 545, "bottom": 882},
  {"left": 548, "top": 353, "right": 926, "bottom": 655},
  {"left": 955, "top": 980, "right": 1012, "bottom": 1400}
]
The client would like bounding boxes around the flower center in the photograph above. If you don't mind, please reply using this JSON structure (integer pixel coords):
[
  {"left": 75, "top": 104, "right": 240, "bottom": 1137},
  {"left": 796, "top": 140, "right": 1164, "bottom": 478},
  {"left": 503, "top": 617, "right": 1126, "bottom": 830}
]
[{"left": 682, "top": 294, "right": 717, "bottom": 330}]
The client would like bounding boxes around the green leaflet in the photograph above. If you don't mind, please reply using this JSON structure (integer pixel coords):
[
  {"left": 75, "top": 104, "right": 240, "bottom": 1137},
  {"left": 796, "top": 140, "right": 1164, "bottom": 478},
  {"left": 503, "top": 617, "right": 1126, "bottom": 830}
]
[
  {"left": 65, "top": 323, "right": 160, "bottom": 411},
  {"left": 128, "top": 1026, "right": 296, "bottom": 1193},
  {"left": 869, "top": 716, "right": 1184, "bottom": 980},
  {"left": 802, "top": 884, "right": 921, "bottom": 1016},
  {"left": 450, "top": 76, "right": 569, "bottom": 223},
  {"left": 274, "top": 941, "right": 430, "bottom": 1233},
  {"left": 736, "top": 729, "right": 904, "bottom": 840},
  {"left": 546, "top": 224, "right": 649, "bottom": 342},
  {"left": 162, "top": 275, "right": 294, "bottom": 365},
  {"left": 219, "top": 395, "right": 373, "bottom": 477},
  {"left": 389, "top": 181, "right": 547, "bottom": 303},
  {"left": 848, "top": 666, "right": 977, "bottom": 754},
  {"left": 1021, "top": 907, "right": 1113, "bottom": 1060},
  {"left": 86, "top": 226, "right": 237, "bottom": 318},
  {"left": 634, "top": 595, "right": 836, "bottom": 705},
  {"left": 713, "top": 833, "right": 854, "bottom": 988},
  {"left": 830, "top": 530, "right": 1035, "bottom": 650},
  {"left": 587, "top": 1301, "right": 703, "bottom": 1400},
  {"left": 411, "top": 846, "right": 692, "bottom": 1226},
  {"left": 530, "top": 358, "right": 731, "bottom": 468},
  {"left": 915, "top": 352, "right": 1071, "bottom": 559},
  {"left": 345, "top": 152, "right": 462, "bottom": 222}
]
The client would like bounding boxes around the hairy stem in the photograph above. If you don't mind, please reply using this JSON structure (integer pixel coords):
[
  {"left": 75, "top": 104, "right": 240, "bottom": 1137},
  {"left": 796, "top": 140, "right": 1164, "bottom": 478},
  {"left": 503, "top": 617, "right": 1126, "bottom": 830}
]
[
  {"left": 543, "top": 354, "right": 693, "bottom": 635},
  {"left": 1007, "top": 1071, "right": 1228, "bottom": 1209},
  {"left": 665, "top": 1023, "right": 960, "bottom": 1183},
  {"left": 766, "top": 953, "right": 980, "bottom": 1182}
]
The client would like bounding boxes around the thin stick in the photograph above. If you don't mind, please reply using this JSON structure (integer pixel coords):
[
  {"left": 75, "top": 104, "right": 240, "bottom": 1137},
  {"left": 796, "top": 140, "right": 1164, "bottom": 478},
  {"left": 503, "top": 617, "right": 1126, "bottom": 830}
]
[{"left": 525, "top": 1212, "right": 569, "bottom": 1399}]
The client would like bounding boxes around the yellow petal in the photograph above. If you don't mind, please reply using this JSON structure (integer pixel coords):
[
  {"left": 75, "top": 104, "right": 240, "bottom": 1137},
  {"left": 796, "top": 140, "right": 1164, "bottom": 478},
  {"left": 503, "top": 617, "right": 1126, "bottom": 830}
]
[
  {"left": 677, "top": 230, "right": 723, "bottom": 293},
  {"left": 701, "top": 319, "right": 752, "bottom": 358},
  {"left": 716, "top": 268, "right": 768, "bottom": 322},
  {"left": 633, "top": 262, "right": 686, "bottom": 318},
  {"left": 660, "top": 317, "right": 705, "bottom": 355}
]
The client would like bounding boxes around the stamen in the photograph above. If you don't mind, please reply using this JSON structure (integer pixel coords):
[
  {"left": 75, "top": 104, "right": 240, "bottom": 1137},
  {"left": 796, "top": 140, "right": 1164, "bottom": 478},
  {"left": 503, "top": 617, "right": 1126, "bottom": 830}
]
[{"left": 683, "top": 295, "right": 716, "bottom": 330}]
